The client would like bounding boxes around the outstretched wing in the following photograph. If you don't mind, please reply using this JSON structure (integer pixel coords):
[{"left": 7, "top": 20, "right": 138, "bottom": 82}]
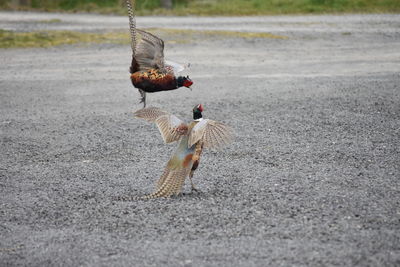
[
  {"left": 134, "top": 107, "right": 188, "bottom": 143},
  {"left": 188, "top": 119, "right": 234, "bottom": 149},
  {"left": 133, "top": 107, "right": 168, "bottom": 122},
  {"left": 133, "top": 29, "right": 165, "bottom": 72}
]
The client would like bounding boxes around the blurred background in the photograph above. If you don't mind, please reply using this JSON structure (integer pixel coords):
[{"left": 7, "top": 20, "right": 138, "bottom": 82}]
[{"left": 0, "top": 0, "right": 399, "bottom": 15}]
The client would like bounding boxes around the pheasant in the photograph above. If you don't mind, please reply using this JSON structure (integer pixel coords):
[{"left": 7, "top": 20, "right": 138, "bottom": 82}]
[
  {"left": 125, "top": 0, "right": 193, "bottom": 107},
  {"left": 129, "top": 104, "right": 233, "bottom": 199}
]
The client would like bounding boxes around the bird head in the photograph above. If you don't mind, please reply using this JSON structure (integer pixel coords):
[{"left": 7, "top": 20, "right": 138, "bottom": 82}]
[
  {"left": 177, "top": 76, "right": 193, "bottom": 89},
  {"left": 193, "top": 104, "right": 203, "bottom": 120},
  {"left": 194, "top": 104, "right": 203, "bottom": 112}
]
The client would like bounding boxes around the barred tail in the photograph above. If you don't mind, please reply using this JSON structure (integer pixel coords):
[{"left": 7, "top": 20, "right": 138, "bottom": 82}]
[
  {"left": 113, "top": 168, "right": 189, "bottom": 201},
  {"left": 141, "top": 168, "right": 188, "bottom": 199},
  {"left": 126, "top": 0, "right": 136, "bottom": 55}
]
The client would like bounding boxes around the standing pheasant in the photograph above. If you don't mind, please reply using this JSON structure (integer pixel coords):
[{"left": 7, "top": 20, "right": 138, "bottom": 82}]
[
  {"left": 132, "top": 104, "right": 233, "bottom": 199},
  {"left": 125, "top": 0, "right": 193, "bottom": 107}
]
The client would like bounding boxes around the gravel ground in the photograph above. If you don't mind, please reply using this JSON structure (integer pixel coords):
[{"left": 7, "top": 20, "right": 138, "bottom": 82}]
[{"left": 1, "top": 12, "right": 400, "bottom": 266}]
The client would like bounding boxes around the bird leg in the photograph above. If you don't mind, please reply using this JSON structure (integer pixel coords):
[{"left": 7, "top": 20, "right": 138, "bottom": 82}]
[
  {"left": 189, "top": 170, "right": 199, "bottom": 192},
  {"left": 189, "top": 142, "right": 203, "bottom": 193},
  {"left": 138, "top": 89, "right": 146, "bottom": 107}
]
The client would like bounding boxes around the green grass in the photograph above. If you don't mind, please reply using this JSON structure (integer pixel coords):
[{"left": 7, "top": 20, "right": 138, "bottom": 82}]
[
  {"left": 0, "top": 0, "right": 399, "bottom": 15},
  {"left": 37, "top": 19, "right": 62, "bottom": 23},
  {"left": 176, "top": 0, "right": 400, "bottom": 15},
  {"left": 0, "top": 29, "right": 128, "bottom": 48},
  {"left": 149, "top": 28, "right": 288, "bottom": 40},
  {"left": 0, "top": 28, "right": 286, "bottom": 49}
]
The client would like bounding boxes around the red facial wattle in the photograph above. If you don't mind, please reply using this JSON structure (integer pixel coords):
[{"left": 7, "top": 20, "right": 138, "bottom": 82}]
[{"left": 183, "top": 79, "right": 193, "bottom": 88}]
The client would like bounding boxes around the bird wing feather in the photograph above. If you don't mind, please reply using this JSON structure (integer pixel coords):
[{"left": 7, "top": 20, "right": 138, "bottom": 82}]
[
  {"left": 188, "top": 119, "right": 234, "bottom": 149},
  {"left": 134, "top": 107, "right": 188, "bottom": 143},
  {"left": 133, "top": 107, "right": 168, "bottom": 122},
  {"left": 135, "top": 29, "right": 165, "bottom": 71},
  {"left": 164, "top": 60, "right": 187, "bottom": 75}
]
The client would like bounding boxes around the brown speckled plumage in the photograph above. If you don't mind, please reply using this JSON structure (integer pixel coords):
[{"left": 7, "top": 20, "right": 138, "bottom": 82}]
[
  {"left": 125, "top": 0, "right": 193, "bottom": 107},
  {"left": 132, "top": 105, "right": 232, "bottom": 199}
]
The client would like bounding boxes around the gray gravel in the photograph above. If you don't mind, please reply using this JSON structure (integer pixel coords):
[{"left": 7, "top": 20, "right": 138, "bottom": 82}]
[{"left": 1, "top": 12, "right": 400, "bottom": 266}]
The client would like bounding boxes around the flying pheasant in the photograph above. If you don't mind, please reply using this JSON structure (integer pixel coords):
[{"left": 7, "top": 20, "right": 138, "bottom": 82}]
[
  {"left": 131, "top": 104, "right": 233, "bottom": 199},
  {"left": 125, "top": 0, "right": 193, "bottom": 107}
]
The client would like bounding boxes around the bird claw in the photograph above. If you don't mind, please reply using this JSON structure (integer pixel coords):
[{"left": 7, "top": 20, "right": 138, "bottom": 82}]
[{"left": 191, "top": 187, "right": 201, "bottom": 194}]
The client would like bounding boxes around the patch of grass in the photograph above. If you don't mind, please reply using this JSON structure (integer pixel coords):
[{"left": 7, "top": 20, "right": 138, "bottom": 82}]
[
  {"left": 0, "top": 28, "right": 286, "bottom": 49},
  {"left": 0, "top": 29, "right": 128, "bottom": 48},
  {"left": 0, "top": 0, "right": 399, "bottom": 15},
  {"left": 171, "top": 0, "right": 400, "bottom": 15},
  {"left": 151, "top": 28, "right": 288, "bottom": 40},
  {"left": 37, "top": 19, "right": 62, "bottom": 23}
]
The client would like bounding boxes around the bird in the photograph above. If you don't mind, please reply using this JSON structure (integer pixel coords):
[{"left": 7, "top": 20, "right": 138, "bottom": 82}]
[
  {"left": 125, "top": 0, "right": 193, "bottom": 107},
  {"left": 130, "top": 104, "right": 233, "bottom": 199}
]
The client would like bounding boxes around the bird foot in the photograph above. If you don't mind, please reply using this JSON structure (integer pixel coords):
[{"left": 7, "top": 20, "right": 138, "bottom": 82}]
[{"left": 190, "top": 187, "right": 201, "bottom": 194}]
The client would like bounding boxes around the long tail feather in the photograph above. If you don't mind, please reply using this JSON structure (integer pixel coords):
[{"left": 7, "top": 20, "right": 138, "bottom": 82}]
[
  {"left": 113, "top": 168, "right": 189, "bottom": 201},
  {"left": 142, "top": 168, "right": 188, "bottom": 199},
  {"left": 125, "top": 0, "right": 136, "bottom": 55}
]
